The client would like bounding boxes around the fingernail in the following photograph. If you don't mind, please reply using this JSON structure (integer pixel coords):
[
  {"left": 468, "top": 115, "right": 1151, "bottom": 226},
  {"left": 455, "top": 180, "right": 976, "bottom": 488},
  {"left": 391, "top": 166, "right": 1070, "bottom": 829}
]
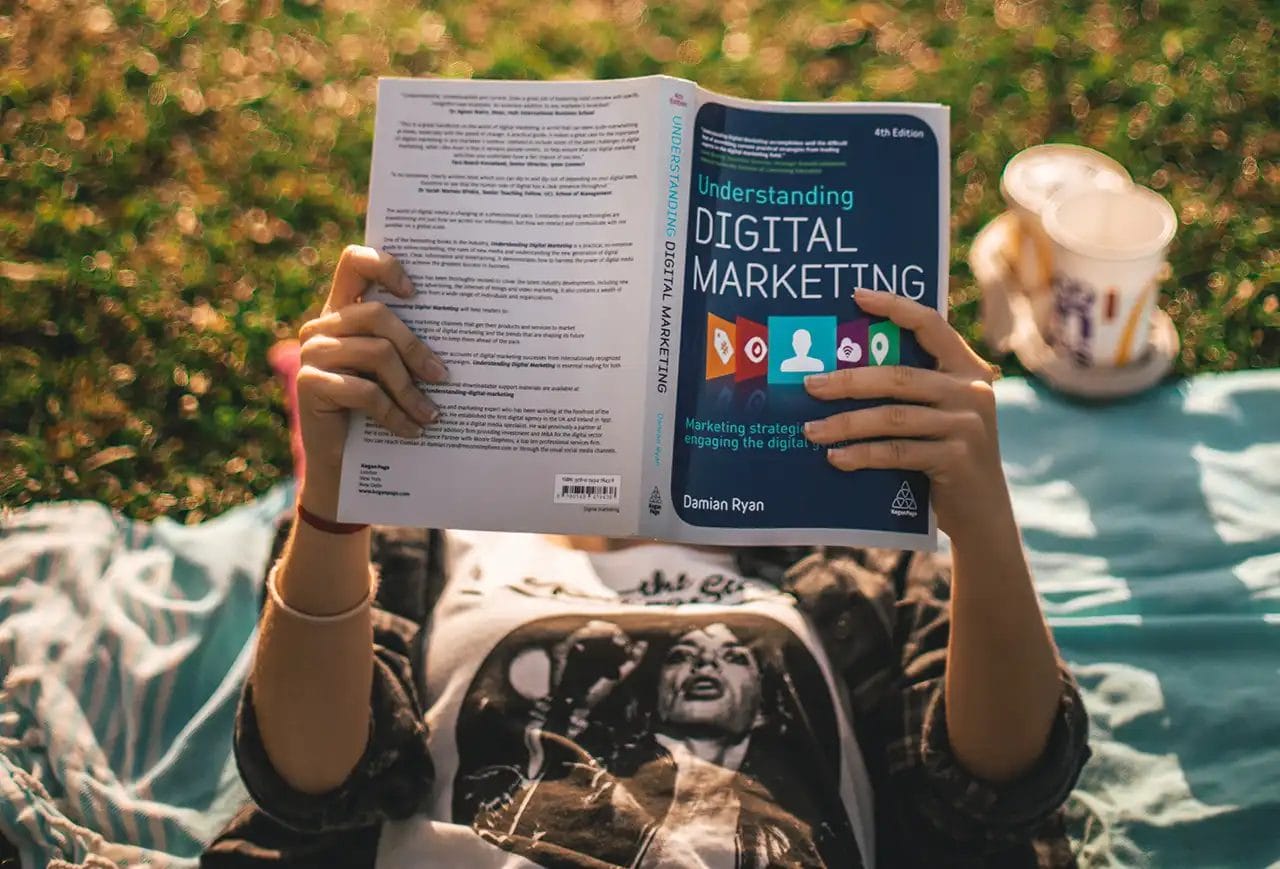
[
  {"left": 414, "top": 349, "right": 447, "bottom": 382},
  {"left": 854, "top": 287, "right": 874, "bottom": 299},
  {"left": 413, "top": 394, "right": 437, "bottom": 423},
  {"left": 805, "top": 373, "right": 829, "bottom": 388},
  {"left": 399, "top": 274, "right": 414, "bottom": 295},
  {"left": 803, "top": 420, "right": 822, "bottom": 439}
]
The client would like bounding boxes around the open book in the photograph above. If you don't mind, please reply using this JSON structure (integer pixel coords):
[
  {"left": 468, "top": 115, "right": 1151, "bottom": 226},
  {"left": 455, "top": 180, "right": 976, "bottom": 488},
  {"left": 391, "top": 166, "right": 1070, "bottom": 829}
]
[{"left": 337, "top": 76, "right": 949, "bottom": 549}]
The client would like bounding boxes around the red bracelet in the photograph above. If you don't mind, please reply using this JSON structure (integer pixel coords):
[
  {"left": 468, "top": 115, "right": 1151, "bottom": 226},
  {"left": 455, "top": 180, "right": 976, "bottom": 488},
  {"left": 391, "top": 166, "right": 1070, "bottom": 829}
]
[{"left": 296, "top": 502, "right": 369, "bottom": 535}]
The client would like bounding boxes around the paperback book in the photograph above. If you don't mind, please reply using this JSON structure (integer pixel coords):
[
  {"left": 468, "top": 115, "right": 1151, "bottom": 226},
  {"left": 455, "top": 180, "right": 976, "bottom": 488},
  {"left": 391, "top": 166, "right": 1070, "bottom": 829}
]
[{"left": 337, "top": 75, "right": 949, "bottom": 548}]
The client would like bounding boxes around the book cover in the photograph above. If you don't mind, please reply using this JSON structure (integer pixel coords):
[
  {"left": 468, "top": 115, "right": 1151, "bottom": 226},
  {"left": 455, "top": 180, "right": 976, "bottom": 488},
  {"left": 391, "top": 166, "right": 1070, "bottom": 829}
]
[{"left": 664, "top": 98, "right": 946, "bottom": 545}]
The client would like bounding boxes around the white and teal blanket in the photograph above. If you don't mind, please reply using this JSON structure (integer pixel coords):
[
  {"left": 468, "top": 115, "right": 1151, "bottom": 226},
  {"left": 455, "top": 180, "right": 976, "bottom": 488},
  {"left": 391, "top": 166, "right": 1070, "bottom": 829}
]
[
  {"left": 998, "top": 371, "right": 1279, "bottom": 869},
  {"left": 0, "top": 484, "right": 291, "bottom": 867},
  {"left": 1, "top": 372, "right": 1276, "bottom": 868}
]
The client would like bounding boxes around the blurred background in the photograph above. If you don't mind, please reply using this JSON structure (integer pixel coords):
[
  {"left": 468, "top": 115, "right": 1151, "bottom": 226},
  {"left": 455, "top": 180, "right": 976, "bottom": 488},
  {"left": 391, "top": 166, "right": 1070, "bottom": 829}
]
[{"left": 1, "top": 0, "right": 1276, "bottom": 522}]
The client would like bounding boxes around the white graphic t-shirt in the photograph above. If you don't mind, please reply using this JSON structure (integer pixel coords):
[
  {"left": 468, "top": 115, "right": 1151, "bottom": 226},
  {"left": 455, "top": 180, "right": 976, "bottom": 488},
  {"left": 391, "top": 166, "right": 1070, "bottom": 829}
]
[{"left": 376, "top": 532, "right": 875, "bottom": 869}]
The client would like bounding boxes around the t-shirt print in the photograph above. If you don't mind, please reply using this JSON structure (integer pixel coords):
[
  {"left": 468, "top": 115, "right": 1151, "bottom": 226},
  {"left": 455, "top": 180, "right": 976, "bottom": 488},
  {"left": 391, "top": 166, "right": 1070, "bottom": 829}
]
[
  {"left": 453, "top": 612, "right": 862, "bottom": 869},
  {"left": 376, "top": 533, "right": 872, "bottom": 869}
]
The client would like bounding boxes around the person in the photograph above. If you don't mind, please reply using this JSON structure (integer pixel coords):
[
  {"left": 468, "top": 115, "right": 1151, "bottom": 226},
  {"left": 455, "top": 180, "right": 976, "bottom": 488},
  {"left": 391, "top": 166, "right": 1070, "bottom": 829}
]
[{"left": 202, "top": 246, "right": 1090, "bottom": 869}]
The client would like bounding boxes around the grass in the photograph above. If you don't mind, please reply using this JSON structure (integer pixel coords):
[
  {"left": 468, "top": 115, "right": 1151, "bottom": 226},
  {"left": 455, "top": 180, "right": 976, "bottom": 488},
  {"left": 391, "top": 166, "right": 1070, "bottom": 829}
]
[{"left": 0, "top": 0, "right": 1276, "bottom": 521}]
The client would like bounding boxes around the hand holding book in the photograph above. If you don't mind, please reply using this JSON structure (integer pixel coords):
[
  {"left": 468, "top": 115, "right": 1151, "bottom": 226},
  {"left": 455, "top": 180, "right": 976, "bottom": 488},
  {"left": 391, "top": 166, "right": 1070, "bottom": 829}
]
[
  {"left": 293, "top": 245, "right": 445, "bottom": 522},
  {"left": 802, "top": 288, "right": 1007, "bottom": 539}
]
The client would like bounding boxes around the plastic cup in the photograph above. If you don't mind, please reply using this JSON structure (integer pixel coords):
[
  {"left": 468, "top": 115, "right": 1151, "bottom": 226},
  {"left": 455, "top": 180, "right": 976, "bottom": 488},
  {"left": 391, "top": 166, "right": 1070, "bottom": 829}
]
[
  {"left": 1040, "top": 184, "right": 1176, "bottom": 367},
  {"left": 999, "top": 145, "right": 1131, "bottom": 317}
]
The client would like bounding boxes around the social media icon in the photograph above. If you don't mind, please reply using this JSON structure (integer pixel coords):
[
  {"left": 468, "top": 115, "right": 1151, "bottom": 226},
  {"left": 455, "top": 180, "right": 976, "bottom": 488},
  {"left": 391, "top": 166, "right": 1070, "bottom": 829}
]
[
  {"left": 767, "top": 316, "right": 836, "bottom": 385},
  {"left": 735, "top": 316, "right": 768, "bottom": 382},
  {"left": 714, "top": 329, "right": 734, "bottom": 364},
  {"left": 868, "top": 321, "right": 900, "bottom": 366},
  {"left": 836, "top": 319, "right": 869, "bottom": 370},
  {"left": 705, "top": 313, "right": 736, "bottom": 379}
]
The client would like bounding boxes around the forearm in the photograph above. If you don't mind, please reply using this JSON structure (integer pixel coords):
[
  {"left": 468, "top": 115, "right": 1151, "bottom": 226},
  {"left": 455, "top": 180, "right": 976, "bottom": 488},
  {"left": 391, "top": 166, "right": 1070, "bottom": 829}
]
[
  {"left": 943, "top": 497, "right": 1062, "bottom": 783},
  {"left": 250, "top": 471, "right": 376, "bottom": 794}
]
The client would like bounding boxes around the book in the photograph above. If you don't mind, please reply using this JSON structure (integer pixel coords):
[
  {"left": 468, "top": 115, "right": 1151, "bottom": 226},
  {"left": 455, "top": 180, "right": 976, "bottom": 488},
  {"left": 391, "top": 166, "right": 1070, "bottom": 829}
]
[{"left": 337, "top": 75, "right": 949, "bottom": 549}]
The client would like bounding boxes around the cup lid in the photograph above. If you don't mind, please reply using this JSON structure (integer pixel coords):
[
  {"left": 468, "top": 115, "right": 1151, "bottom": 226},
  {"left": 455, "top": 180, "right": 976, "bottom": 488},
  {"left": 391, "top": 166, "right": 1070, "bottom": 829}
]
[
  {"left": 1042, "top": 185, "right": 1177, "bottom": 261},
  {"left": 1000, "top": 144, "right": 1132, "bottom": 216}
]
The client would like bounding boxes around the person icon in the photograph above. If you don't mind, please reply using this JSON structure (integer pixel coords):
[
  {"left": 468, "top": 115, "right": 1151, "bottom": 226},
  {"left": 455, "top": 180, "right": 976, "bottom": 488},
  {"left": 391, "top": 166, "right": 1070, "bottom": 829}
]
[{"left": 779, "top": 329, "right": 826, "bottom": 373}]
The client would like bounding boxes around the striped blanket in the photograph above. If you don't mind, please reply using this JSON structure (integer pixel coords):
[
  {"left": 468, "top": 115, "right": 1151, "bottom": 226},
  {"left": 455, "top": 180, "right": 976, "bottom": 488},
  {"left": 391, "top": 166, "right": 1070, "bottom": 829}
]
[{"left": 0, "top": 485, "right": 291, "bottom": 868}]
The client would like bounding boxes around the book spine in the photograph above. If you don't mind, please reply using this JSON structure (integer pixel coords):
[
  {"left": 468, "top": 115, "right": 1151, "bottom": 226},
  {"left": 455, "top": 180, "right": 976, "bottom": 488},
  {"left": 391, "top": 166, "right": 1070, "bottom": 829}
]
[{"left": 638, "top": 78, "right": 696, "bottom": 537}]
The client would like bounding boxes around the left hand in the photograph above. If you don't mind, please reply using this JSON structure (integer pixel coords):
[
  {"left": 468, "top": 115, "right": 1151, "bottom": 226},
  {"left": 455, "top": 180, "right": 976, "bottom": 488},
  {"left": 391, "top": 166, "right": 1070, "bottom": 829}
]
[{"left": 802, "top": 288, "right": 1008, "bottom": 540}]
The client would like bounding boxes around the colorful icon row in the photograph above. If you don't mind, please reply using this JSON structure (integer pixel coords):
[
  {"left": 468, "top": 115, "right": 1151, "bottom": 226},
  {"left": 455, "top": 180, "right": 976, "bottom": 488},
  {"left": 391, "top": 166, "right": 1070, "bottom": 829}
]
[{"left": 706, "top": 314, "right": 900, "bottom": 383}]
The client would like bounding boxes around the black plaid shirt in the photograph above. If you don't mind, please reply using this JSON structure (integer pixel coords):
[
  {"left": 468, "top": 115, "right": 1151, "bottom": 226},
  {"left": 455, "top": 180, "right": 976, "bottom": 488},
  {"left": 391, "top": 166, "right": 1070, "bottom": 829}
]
[{"left": 204, "top": 531, "right": 1090, "bottom": 868}]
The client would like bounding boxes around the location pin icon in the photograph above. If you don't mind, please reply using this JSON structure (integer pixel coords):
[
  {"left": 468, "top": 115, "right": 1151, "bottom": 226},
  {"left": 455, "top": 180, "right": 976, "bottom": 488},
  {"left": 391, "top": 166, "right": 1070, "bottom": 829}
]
[{"left": 871, "top": 332, "right": 890, "bottom": 365}]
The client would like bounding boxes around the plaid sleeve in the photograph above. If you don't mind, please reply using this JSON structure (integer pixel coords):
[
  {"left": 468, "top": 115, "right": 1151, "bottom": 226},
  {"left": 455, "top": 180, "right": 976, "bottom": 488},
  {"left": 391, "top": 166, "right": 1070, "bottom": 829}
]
[
  {"left": 885, "top": 551, "right": 1091, "bottom": 859},
  {"left": 233, "top": 606, "right": 434, "bottom": 833}
]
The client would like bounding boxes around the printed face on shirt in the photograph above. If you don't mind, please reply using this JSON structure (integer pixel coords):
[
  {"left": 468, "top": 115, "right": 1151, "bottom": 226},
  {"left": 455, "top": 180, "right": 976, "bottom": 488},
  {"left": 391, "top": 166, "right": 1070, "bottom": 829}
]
[{"left": 656, "top": 623, "right": 762, "bottom": 737}]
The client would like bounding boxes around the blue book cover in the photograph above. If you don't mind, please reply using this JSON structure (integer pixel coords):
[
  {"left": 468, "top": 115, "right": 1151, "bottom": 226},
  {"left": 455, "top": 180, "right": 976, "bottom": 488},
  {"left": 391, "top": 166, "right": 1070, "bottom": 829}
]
[{"left": 641, "top": 83, "right": 949, "bottom": 549}]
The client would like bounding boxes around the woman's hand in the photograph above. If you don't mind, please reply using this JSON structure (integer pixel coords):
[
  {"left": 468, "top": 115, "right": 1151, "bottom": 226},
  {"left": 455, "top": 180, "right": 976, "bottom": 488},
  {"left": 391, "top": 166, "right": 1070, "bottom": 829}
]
[
  {"left": 294, "top": 245, "right": 448, "bottom": 519},
  {"left": 802, "top": 288, "right": 1007, "bottom": 541}
]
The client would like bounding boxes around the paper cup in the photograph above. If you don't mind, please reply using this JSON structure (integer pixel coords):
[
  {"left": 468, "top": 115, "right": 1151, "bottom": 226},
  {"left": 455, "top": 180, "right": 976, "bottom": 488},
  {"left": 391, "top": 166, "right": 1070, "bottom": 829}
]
[
  {"left": 1041, "top": 185, "right": 1176, "bottom": 368},
  {"left": 999, "top": 145, "right": 1131, "bottom": 315}
]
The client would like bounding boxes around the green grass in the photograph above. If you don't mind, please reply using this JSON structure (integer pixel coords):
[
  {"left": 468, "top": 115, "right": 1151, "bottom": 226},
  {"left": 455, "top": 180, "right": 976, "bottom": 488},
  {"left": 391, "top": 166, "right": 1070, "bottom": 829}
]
[{"left": 1, "top": 0, "right": 1276, "bottom": 521}]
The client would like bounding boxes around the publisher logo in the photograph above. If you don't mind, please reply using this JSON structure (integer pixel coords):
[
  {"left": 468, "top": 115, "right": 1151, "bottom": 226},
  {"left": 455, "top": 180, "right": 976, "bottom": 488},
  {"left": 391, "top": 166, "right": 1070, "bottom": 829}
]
[
  {"left": 890, "top": 481, "right": 918, "bottom": 518},
  {"left": 648, "top": 486, "right": 663, "bottom": 516}
]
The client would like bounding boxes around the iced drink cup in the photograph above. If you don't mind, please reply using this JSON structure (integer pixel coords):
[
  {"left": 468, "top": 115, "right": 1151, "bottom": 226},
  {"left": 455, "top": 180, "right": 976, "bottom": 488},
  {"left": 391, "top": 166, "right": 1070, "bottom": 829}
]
[
  {"left": 1040, "top": 184, "right": 1176, "bottom": 367},
  {"left": 999, "top": 145, "right": 1131, "bottom": 326}
]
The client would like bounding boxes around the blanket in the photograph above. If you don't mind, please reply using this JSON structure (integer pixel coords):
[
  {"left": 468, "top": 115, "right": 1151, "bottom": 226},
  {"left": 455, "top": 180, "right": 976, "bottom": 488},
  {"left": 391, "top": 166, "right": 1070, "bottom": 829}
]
[
  {"left": 998, "top": 371, "right": 1280, "bottom": 869},
  {"left": 0, "top": 485, "right": 292, "bottom": 868},
  {"left": 0, "top": 371, "right": 1276, "bottom": 868}
]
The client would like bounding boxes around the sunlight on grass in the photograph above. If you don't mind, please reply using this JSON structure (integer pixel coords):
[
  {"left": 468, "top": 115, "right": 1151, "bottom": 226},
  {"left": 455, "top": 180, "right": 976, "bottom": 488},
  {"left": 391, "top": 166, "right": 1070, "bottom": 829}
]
[{"left": 0, "top": 0, "right": 1276, "bottom": 520}]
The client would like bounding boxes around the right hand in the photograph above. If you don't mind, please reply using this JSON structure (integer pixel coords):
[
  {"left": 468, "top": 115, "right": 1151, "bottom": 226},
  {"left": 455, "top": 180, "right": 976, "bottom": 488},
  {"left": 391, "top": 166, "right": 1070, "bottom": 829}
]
[{"left": 295, "top": 245, "right": 448, "bottom": 518}]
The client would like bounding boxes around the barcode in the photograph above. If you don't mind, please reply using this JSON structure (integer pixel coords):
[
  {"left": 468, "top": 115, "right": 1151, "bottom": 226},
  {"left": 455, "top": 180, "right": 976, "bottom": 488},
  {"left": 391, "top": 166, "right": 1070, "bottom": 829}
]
[
  {"left": 561, "top": 484, "right": 617, "bottom": 497},
  {"left": 553, "top": 474, "right": 621, "bottom": 506}
]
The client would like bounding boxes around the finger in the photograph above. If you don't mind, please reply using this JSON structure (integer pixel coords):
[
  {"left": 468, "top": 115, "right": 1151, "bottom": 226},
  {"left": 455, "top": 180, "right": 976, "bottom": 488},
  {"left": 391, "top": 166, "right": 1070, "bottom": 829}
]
[
  {"left": 327, "top": 245, "right": 413, "bottom": 310},
  {"left": 300, "top": 301, "right": 448, "bottom": 383},
  {"left": 301, "top": 335, "right": 439, "bottom": 426},
  {"left": 804, "top": 365, "right": 962, "bottom": 406},
  {"left": 804, "top": 404, "right": 963, "bottom": 445},
  {"left": 300, "top": 367, "right": 423, "bottom": 439},
  {"left": 852, "top": 288, "right": 995, "bottom": 379},
  {"left": 826, "top": 438, "right": 961, "bottom": 474}
]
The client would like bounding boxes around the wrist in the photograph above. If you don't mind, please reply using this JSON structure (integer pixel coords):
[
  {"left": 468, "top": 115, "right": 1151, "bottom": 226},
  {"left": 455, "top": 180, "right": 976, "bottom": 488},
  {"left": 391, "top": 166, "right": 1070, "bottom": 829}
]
[
  {"left": 944, "top": 482, "right": 1020, "bottom": 553},
  {"left": 298, "top": 467, "right": 343, "bottom": 522}
]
